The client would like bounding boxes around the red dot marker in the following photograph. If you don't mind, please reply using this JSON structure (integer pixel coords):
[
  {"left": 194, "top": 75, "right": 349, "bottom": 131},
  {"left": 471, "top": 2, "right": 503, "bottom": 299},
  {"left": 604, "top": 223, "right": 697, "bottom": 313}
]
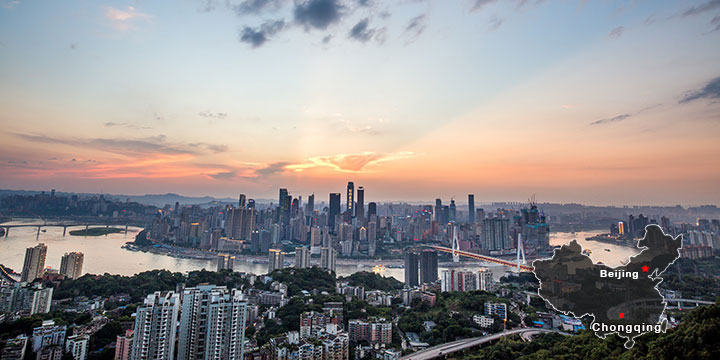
[
  {"left": 641, "top": 265, "right": 650, "bottom": 273},
  {"left": 619, "top": 313, "right": 625, "bottom": 319}
]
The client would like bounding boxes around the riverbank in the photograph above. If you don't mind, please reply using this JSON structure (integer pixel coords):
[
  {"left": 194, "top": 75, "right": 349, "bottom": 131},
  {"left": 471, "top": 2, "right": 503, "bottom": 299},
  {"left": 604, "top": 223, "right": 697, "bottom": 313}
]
[{"left": 69, "top": 227, "right": 124, "bottom": 236}]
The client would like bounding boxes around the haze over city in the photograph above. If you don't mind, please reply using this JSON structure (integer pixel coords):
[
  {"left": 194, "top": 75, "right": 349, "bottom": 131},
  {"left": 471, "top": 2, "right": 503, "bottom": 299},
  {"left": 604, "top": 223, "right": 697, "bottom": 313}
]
[{"left": 1, "top": 0, "right": 719, "bottom": 205}]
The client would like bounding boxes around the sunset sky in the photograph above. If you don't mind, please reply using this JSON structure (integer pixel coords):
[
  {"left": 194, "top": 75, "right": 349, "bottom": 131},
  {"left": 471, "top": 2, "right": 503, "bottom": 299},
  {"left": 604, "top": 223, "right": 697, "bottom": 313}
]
[{"left": 1, "top": 0, "right": 719, "bottom": 205}]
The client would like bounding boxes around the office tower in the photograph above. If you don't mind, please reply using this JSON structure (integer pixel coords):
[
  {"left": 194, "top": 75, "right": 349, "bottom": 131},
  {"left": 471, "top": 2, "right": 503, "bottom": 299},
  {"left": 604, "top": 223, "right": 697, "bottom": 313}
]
[
  {"left": 279, "top": 188, "right": 291, "bottom": 226},
  {"left": 320, "top": 247, "right": 337, "bottom": 272},
  {"left": 468, "top": 194, "right": 475, "bottom": 223},
  {"left": 21, "top": 243, "right": 47, "bottom": 282},
  {"left": 404, "top": 252, "right": 419, "bottom": 287},
  {"left": 131, "top": 292, "right": 180, "bottom": 360},
  {"left": 367, "top": 202, "right": 377, "bottom": 218},
  {"left": 434, "top": 199, "right": 442, "bottom": 223},
  {"left": 295, "top": 246, "right": 310, "bottom": 269},
  {"left": 476, "top": 208, "right": 485, "bottom": 221},
  {"left": 268, "top": 249, "right": 285, "bottom": 273},
  {"left": 238, "top": 194, "right": 246, "bottom": 208},
  {"left": 177, "top": 285, "right": 248, "bottom": 360},
  {"left": 419, "top": 250, "right": 438, "bottom": 284},
  {"left": 356, "top": 186, "right": 365, "bottom": 223},
  {"left": 449, "top": 199, "right": 456, "bottom": 223},
  {"left": 225, "top": 205, "right": 256, "bottom": 240},
  {"left": 65, "top": 334, "right": 89, "bottom": 360},
  {"left": 328, "top": 193, "right": 341, "bottom": 229},
  {"left": 482, "top": 218, "right": 511, "bottom": 251},
  {"left": 247, "top": 199, "right": 255, "bottom": 209},
  {"left": 115, "top": 330, "right": 133, "bottom": 360},
  {"left": 59, "top": 252, "right": 84, "bottom": 280},
  {"left": 217, "top": 254, "right": 234, "bottom": 271},
  {"left": 346, "top": 182, "right": 354, "bottom": 216},
  {"left": 306, "top": 193, "right": 315, "bottom": 214}
]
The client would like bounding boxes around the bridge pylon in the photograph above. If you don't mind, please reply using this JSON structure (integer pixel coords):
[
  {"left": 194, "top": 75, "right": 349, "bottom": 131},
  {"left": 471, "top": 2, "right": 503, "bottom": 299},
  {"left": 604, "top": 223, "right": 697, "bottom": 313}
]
[
  {"left": 452, "top": 226, "right": 460, "bottom": 263},
  {"left": 516, "top": 234, "right": 526, "bottom": 273}
]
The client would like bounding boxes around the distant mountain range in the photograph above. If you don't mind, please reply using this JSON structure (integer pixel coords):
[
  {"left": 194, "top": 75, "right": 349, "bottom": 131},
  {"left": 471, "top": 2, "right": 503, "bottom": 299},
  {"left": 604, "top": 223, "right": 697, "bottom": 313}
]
[{"left": 0, "top": 189, "right": 275, "bottom": 207}]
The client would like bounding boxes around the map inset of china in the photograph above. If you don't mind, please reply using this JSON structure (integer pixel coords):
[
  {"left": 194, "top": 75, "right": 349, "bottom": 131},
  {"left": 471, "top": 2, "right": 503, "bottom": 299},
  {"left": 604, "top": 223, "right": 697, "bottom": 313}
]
[{"left": 533, "top": 225, "right": 682, "bottom": 348}]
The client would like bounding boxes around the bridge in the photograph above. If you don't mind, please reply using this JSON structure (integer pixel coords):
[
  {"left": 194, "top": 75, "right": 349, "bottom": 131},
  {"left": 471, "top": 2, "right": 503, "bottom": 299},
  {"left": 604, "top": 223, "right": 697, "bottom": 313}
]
[
  {"left": 426, "top": 245, "right": 534, "bottom": 272},
  {"left": 0, "top": 222, "right": 133, "bottom": 237},
  {"left": 664, "top": 298, "right": 716, "bottom": 309},
  {"left": 0, "top": 264, "right": 20, "bottom": 283},
  {"left": 401, "top": 328, "right": 570, "bottom": 360}
]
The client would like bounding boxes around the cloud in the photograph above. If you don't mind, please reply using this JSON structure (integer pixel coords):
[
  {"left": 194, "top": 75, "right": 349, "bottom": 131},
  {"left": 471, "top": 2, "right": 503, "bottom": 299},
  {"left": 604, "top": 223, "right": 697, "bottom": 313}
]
[
  {"left": 104, "top": 122, "right": 153, "bottom": 130},
  {"left": 255, "top": 161, "right": 292, "bottom": 176},
  {"left": 488, "top": 16, "right": 503, "bottom": 31},
  {"left": 14, "top": 133, "right": 227, "bottom": 156},
  {"left": 679, "top": 76, "right": 720, "bottom": 104},
  {"left": 1, "top": 0, "right": 20, "bottom": 9},
  {"left": 681, "top": 0, "right": 720, "bottom": 17},
  {"left": 348, "top": 18, "right": 375, "bottom": 42},
  {"left": 405, "top": 14, "right": 426, "bottom": 41},
  {"left": 589, "top": 114, "right": 631, "bottom": 126},
  {"left": 69, "top": 42, "right": 78, "bottom": 50},
  {"left": 294, "top": 0, "right": 344, "bottom": 31},
  {"left": 207, "top": 170, "right": 237, "bottom": 179},
  {"left": 287, "top": 151, "right": 414, "bottom": 173},
  {"left": 712, "top": 15, "right": 720, "bottom": 32},
  {"left": 608, "top": 26, "right": 625, "bottom": 38},
  {"left": 198, "top": 111, "right": 228, "bottom": 119},
  {"left": 233, "top": 0, "right": 287, "bottom": 15},
  {"left": 471, "top": 0, "right": 498, "bottom": 12},
  {"left": 239, "top": 19, "right": 286, "bottom": 47},
  {"left": 104, "top": 6, "right": 151, "bottom": 31},
  {"left": 356, "top": 0, "right": 372, "bottom": 6}
]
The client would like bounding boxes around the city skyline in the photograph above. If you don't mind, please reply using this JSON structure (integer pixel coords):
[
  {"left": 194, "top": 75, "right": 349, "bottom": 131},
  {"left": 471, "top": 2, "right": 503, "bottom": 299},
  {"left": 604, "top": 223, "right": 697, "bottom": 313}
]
[{"left": 2, "top": 0, "right": 720, "bottom": 205}]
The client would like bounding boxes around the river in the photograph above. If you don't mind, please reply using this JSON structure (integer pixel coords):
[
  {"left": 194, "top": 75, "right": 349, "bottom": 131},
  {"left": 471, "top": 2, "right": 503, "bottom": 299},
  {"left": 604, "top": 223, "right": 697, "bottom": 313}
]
[{"left": 0, "top": 220, "right": 639, "bottom": 282}]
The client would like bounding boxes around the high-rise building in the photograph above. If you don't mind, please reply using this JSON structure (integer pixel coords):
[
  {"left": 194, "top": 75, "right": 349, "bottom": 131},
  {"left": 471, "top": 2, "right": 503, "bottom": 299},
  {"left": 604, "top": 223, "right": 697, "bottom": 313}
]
[
  {"left": 367, "top": 202, "right": 377, "bottom": 218},
  {"left": 279, "top": 188, "right": 291, "bottom": 226},
  {"left": 328, "top": 193, "right": 341, "bottom": 229},
  {"left": 177, "top": 285, "right": 248, "bottom": 360},
  {"left": 419, "top": 250, "right": 438, "bottom": 284},
  {"left": 268, "top": 249, "right": 285, "bottom": 273},
  {"left": 434, "top": 199, "right": 443, "bottom": 224},
  {"left": 32, "top": 320, "right": 66, "bottom": 353},
  {"left": 295, "top": 246, "right": 310, "bottom": 269},
  {"left": 482, "top": 218, "right": 511, "bottom": 251},
  {"left": 59, "top": 252, "right": 84, "bottom": 280},
  {"left": 348, "top": 319, "right": 392, "bottom": 344},
  {"left": 65, "top": 334, "right": 89, "bottom": 360},
  {"left": 21, "top": 243, "right": 47, "bottom": 282},
  {"left": 0, "top": 335, "right": 28, "bottom": 360},
  {"left": 468, "top": 194, "right": 475, "bottom": 223},
  {"left": 346, "top": 182, "right": 354, "bottom": 216},
  {"left": 217, "top": 254, "right": 235, "bottom": 272},
  {"left": 404, "top": 252, "right": 419, "bottom": 287},
  {"left": 356, "top": 186, "right": 365, "bottom": 223},
  {"left": 30, "top": 286, "right": 53, "bottom": 315},
  {"left": 238, "top": 194, "right": 246, "bottom": 208},
  {"left": 320, "top": 247, "right": 337, "bottom": 272},
  {"left": 306, "top": 193, "right": 315, "bottom": 214},
  {"left": 449, "top": 199, "right": 456, "bottom": 223},
  {"left": 131, "top": 292, "right": 180, "bottom": 360},
  {"left": 115, "top": 330, "right": 133, "bottom": 360}
]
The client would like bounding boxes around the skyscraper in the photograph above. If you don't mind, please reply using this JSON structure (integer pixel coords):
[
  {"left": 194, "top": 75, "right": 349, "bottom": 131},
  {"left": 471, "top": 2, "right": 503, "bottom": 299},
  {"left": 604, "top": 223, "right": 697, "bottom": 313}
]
[
  {"left": 238, "top": 194, "right": 246, "bottom": 208},
  {"left": 482, "top": 218, "right": 511, "bottom": 251},
  {"left": 295, "top": 246, "right": 310, "bottom": 269},
  {"left": 59, "top": 252, "right": 84, "bottom": 280},
  {"left": 449, "top": 199, "right": 456, "bottom": 223},
  {"left": 404, "top": 251, "right": 419, "bottom": 287},
  {"left": 268, "top": 249, "right": 285, "bottom": 273},
  {"left": 367, "top": 202, "right": 377, "bottom": 218},
  {"left": 177, "top": 285, "right": 248, "bottom": 360},
  {"left": 131, "top": 292, "right": 180, "bottom": 360},
  {"left": 419, "top": 250, "right": 438, "bottom": 284},
  {"left": 217, "top": 254, "right": 234, "bottom": 271},
  {"left": 328, "top": 193, "right": 341, "bottom": 229},
  {"left": 306, "top": 193, "right": 315, "bottom": 214},
  {"left": 115, "top": 330, "right": 133, "bottom": 360},
  {"left": 320, "top": 247, "right": 337, "bottom": 272},
  {"left": 346, "top": 182, "right": 354, "bottom": 216},
  {"left": 21, "top": 243, "right": 47, "bottom": 282},
  {"left": 279, "top": 188, "right": 291, "bottom": 226},
  {"left": 468, "top": 194, "right": 475, "bottom": 223},
  {"left": 356, "top": 186, "right": 365, "bottom": 223}
]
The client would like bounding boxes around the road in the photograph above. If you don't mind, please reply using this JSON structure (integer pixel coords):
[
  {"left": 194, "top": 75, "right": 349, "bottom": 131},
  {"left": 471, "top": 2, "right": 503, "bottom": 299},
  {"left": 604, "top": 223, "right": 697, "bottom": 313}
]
[{"left": 400, "top": 328, "right": 570, "bottom": 360}]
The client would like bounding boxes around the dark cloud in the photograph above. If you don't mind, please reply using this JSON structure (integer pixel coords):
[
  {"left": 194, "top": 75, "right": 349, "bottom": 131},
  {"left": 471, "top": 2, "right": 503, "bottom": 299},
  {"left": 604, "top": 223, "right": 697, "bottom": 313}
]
[
  {"left": 207, "top": 171, "right": 236, "bottom": 179},
  {"left": 294, "top": 0, "right": 343, "bottom": 30},
  {"left": 356, "top": 0, "right": 371, "bottom": 6},
  {"left": 471, "top": 0, "right": 498, "bottom": 12},
  {"left": 348, "top": 18, "right": 375, "bottom": 42},
  {"left": 590, "top": 114, "right": 631, "bottom": 126},
  {"left": 14, "top": 133, "right": 227, "bottom": 156},
  {"left": 69, "top": 42, "right": 78, "bottom": 50},
  {"left": 239, "top": 19, "right": 286, "bottom": 48},
  {"left": 255, "top": 161, "right": 290, "bottom": 176},
  {"left": 198, "top": 111, "right": 228, "bottom": 119},
  {"left": 405, "top": 14, "right": 426, "bottom": 39},
  {"left": 488, "top": 16, "right": 503, "bottom": 31},
  {"left": 682, "top": 0, "right": 720, "bottom": 17},
  {"left": 322, "top": 34, "right": 333, "bottom": 44},
  {"left": 712, "top": 15, "right": 720, "bottom": 32},
  {"left": 679, "top": 76, "right": 720, "bottom": 104},
  {"left": 233, "top": 0, "right": 287, "bottom": 15},
  {"left": 608, "top": 26, "right": 625, "bottom": 38}
]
